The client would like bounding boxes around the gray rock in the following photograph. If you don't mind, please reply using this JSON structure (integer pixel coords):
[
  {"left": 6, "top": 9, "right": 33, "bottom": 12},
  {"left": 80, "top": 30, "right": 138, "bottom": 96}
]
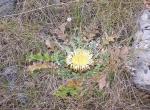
[
  {"left": 0, "top": 0, "right": 16, "bottom": 16},
  {"left": 132, "top": 9, "right": 150, "bottom": 91}
]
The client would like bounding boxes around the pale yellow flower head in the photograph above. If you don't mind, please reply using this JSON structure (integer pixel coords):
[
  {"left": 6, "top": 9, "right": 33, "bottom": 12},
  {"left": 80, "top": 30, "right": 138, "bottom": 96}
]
[{"left": 66, "top": 49, "right": 93, "bottom": 72}]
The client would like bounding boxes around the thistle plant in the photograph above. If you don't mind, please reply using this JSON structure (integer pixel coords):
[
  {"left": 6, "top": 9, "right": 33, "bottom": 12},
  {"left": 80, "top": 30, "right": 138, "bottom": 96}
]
[{"left": 66, "top": 49, "right": 94, "bottom": 72}]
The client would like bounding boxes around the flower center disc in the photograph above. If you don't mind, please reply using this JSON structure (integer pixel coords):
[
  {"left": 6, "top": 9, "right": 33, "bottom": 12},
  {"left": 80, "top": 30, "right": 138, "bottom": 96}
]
[
  {"left": 72, "top": 51, "right": 89, "bottom": 66},
  {"left": 66, "top": 49, "right": 93, "bottom": 72}
]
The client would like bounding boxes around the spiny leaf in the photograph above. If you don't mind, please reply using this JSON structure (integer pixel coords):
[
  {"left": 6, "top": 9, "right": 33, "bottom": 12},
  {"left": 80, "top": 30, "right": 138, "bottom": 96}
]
[
  {"left": 27, "top": 62, "right": 57, "bottom": 72},
  {"left": 33, "top": 53, "right": 44, "bottom": 61},
  {"left": 53, "top": 85, "right": 80, "bottom": 98},
  {"left": 53, "top": 79, "right": 82, "bottom": 98},
  {"left": 27, "top": 53, "right": 52, "bottom": 62},
  {"left": 43, "top": 53, "right": 52, "bottom": 62}
]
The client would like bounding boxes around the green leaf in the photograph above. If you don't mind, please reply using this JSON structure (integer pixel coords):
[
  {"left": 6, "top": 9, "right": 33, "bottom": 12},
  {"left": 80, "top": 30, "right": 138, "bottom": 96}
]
[
  {"left": 33, "top": 53, "right": 43, "bottom": 61},
  {"left": 26, "top": 53, "right": 53, "bottom": 62},
  {"left": 43, "top": 53, "right": 51, "bottom": 62}
]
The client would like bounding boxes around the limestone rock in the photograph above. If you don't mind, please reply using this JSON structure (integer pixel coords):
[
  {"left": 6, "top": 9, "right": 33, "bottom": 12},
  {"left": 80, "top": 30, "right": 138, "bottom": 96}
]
[{"left": 132, "top": 9, "right": 150, "bottom": 91}]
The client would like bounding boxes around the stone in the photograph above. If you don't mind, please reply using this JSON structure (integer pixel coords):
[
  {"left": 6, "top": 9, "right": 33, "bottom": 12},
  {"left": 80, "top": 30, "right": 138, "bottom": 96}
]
[{"left": 132, "top": 9, "right": 150, "bottom": 91}]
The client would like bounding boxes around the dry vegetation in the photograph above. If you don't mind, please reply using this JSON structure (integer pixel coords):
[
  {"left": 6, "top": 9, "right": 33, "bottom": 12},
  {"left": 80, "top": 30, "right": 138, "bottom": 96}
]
[{"left": 0, "top": 0, "right": 150, "bottom": 110}]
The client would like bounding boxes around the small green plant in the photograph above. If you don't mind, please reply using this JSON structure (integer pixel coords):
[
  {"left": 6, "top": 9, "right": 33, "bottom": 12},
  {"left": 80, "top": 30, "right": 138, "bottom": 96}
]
[
  {"left": 26, "top": 53, "right": 52, "bottom": 62},
  {"left": 53, "top": 85, "right": 80, "bottom": 98}
]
